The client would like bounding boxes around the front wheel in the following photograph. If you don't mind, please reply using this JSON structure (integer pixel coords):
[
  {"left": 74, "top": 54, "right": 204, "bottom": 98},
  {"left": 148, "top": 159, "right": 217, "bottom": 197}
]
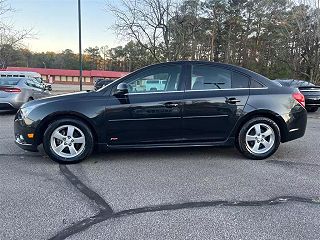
[
  {"left": 237, "top": 117, "right": 281, "bottom": 160},
  {"left": 43, "top": 119, "right": 94, "bottom": 164}
]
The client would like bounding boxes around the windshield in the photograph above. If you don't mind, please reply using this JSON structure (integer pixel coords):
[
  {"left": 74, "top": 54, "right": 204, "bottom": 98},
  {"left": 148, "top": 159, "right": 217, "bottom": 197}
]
[{"left": 34, "top": 77, "right": 43, "bottom": 83}]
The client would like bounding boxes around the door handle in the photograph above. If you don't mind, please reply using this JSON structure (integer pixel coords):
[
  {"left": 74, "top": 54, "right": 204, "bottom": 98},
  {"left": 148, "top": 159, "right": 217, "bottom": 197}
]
[
  {"left": 225, "top": 97, "right": 241, "bottom": 104},
  {"left": 164, "top": 102, "right": 179, "bottom": 108}
]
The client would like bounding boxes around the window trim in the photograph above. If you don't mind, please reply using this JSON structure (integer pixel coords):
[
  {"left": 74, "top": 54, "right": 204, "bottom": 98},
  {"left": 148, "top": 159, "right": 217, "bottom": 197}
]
[
  {"left": 126, "top": 90, "right": 184, "bottom": 96},
  {"left": 185, "top": 87, "right": 267, "bottom": 93}
]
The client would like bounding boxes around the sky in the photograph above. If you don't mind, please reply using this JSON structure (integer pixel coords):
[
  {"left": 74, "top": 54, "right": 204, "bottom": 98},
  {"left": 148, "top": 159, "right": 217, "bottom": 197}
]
[{"left": 7, "top": 0, "right": 122, "bottom": 53}]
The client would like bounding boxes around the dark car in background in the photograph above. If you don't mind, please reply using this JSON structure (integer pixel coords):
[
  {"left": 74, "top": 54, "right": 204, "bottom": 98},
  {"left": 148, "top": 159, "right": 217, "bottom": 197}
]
[
  {"left": 94, "top": 78, "right": 114, "bottom": 91},
  {"left": 0, "top": 77, "right": 51, "bottom": 112},
  {"left": 14, "top": 61, "right": 307, "bottom": 164},
  {"left": 274, "top": 79, "right": 320, "bottom": 112}
]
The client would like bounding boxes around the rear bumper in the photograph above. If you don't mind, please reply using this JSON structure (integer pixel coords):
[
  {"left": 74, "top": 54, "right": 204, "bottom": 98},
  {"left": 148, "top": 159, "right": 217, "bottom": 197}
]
[
  {"left": 281, "top": 107, "right": 307, "bottom": 143},
  {"left": 0, "top": 95, "right": 25, "bottom": 110},
  {"left": 0, "top": 102, "right": 17, "bottom": 111}
]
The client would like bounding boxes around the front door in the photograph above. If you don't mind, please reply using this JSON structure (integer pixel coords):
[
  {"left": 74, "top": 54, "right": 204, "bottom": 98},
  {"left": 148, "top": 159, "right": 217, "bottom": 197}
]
[
  {"left": 182, "top": 63, "right": 250, "bottom": 142},
  {"left": 106, "top": 63, "right": 185, "bottom": 145}
]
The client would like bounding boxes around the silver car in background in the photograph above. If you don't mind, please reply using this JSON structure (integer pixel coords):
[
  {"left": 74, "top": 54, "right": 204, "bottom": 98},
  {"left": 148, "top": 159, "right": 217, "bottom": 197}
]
[{"left": 0, "top": 77, "right": 51, "bottom": 111}]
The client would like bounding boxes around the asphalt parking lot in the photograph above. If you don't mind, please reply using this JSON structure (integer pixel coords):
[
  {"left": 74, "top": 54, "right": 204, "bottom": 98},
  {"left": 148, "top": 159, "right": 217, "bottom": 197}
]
[{"left": 1, "top": 111, "right": 320, "bottom": 240}]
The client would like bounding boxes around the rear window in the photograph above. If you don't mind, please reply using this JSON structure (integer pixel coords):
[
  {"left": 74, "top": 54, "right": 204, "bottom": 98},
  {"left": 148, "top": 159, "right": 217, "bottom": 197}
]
[
  {"left": 0, "top": 79, "right": 20, "bottom": 86},
  {"left": 298, "top": 81, "right": 315, "bottom": 87},
  {"left": 275, "top": 80, "right": 314, "bottom": 87},
  {"left": 232, "top": 72, "right": 250, "bottom": 88},
  {"left": 251, "top": 79, "right": 265, "bottom": 88}
]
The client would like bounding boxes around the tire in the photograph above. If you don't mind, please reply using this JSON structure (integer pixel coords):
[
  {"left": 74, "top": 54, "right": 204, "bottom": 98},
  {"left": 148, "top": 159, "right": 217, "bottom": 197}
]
[
  {"left": 237, "top": 117, "right": 281, "bottom": 160},
  {"left": 306, "top": 107, "right": 318, "bottom": 112},
  {"left": 43, "top": 118, "right": 94, "bottom": 164}
]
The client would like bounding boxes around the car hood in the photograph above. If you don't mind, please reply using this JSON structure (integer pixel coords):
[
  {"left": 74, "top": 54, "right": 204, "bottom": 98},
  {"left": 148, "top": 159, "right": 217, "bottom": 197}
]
[{"left": 21, "top": 91, "right": 95, "bottom": 109}]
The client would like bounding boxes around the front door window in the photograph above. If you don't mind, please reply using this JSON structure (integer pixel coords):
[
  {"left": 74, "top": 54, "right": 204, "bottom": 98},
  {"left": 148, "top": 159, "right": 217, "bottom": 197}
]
[{"left": 126, "top": 65, "right": 182, "bottom": 93}]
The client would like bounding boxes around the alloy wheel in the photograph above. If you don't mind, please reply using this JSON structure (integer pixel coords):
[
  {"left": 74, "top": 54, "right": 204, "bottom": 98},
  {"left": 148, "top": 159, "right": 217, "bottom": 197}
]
[
  {"left": 50, "top": 125, "right": 86, "bottom": 159},
  {"left": 245, "top": 123, "right": 275, "bottom": 155}
]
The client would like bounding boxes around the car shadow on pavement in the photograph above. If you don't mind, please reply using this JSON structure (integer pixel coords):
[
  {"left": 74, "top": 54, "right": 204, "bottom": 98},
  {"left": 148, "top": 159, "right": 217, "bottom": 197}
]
[{"left": 86, "top": 146, "right": 244, "bottom": 164}]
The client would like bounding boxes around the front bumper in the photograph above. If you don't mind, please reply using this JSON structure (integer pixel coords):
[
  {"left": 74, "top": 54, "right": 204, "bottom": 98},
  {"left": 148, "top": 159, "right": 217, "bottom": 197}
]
[
  {"left": 14, "top": 111, "right": 38, "bottom": 152},
  {"left": 15, "top": 138, "right": 38, "bottom": 152}
]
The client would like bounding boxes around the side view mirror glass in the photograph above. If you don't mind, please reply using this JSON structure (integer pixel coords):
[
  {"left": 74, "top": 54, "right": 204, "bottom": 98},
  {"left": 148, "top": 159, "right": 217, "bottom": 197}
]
[{"left": 114, "top": 83, "right": 129, "bottom": 96}]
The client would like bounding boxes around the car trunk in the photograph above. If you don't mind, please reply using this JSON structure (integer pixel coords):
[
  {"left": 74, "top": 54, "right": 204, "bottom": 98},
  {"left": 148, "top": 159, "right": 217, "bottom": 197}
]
[
  {"left": 0, "top": 79, "right": 21, "bottom": 98},
  {"left": 299, "top": 86, "right": 320, "bottom": 96},
  {"left": 0, "top": 86, "right": 17, "bottom": 98}
]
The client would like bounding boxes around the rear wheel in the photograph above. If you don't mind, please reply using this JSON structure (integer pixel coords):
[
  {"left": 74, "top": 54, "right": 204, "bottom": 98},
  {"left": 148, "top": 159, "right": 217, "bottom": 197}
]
[
  {"left": 306, "top": 107, "right": 318, "bottom": 112},
  {"left": 43, "top": 119, "right": 94, "bottom": 164},
  {"left": 237, "top": 117, "right": 281, "bottom": 160}
]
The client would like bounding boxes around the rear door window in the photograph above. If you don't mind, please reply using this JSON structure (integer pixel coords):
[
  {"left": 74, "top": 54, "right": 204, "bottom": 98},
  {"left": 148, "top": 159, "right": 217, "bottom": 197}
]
[{"left": 190, "top": 64, "right": 249, "bottom": 90}]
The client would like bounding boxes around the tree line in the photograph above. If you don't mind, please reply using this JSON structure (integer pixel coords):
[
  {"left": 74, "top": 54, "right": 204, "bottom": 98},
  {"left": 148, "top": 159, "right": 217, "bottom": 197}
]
[
  {"left": 0, "top": 43, "right": 151, "bottom": 72},
  {"left": 0, "top": 0, "right": 319, "bottom": 83},
  {"left": 109, "top": 0, "right": 320, "bottom": 83}
]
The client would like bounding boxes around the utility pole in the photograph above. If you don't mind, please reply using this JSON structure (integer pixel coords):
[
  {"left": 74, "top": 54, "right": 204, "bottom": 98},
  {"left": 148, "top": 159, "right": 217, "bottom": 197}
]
[{"left": 78, "top": 0, "right": 83, "bottom": 91}]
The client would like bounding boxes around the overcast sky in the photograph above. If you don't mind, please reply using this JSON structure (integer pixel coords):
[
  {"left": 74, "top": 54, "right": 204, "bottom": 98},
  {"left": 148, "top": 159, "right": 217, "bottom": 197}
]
[{"left": 8, "top": 0, "right": 122, "bottom": 53}]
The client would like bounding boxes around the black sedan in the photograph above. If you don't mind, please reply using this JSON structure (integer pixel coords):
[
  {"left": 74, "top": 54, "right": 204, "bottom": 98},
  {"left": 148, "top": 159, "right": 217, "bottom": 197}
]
[
  {"left": 14, "top": 61, "right": 307, "bottom": 164},
  {"left": 274, "top": 79, "right": 320, "bottom": 112}
]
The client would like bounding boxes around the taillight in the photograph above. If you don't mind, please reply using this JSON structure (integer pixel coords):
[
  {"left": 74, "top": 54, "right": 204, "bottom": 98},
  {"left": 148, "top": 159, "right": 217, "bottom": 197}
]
[
  {"left": 0, "top": 87, "right": 21, "bottom": 93},
  {"left": 292, "top": 92, "right": 305, "bottom": 107}
]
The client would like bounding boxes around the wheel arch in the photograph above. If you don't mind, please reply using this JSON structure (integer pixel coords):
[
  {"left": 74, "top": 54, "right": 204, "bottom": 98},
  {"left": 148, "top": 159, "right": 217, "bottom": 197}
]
[
  {"left": 232, "top": 110, "right": 288, "bottom": 143},
  {"left": 35, "top": 112, "right": 99, "bottom": 145}
]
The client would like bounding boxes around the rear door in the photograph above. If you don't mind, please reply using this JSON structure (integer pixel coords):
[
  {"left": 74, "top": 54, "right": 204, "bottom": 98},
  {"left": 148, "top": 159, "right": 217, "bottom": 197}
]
[
  {"left": 106, "top": 63, "right": 186, "bottom": 145},
  {"left": 182, "top": 63, "right": 250, "bottom": 142}
]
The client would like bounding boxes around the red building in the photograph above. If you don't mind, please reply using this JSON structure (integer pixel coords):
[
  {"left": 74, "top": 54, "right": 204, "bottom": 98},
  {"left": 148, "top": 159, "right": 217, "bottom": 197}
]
[{"left": 6, "top": 67, "right": 129, "bottom": 85}]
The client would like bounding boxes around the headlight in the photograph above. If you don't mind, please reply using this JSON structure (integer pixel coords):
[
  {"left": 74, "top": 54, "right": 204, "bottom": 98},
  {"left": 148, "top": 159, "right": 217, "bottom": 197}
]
[{"left": 20, "top": 105, "right": 37, "bottom": 119}]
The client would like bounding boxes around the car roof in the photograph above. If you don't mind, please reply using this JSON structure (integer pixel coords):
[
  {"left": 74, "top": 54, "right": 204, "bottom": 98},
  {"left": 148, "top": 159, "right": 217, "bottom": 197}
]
[{"left": 0, "top": 77, "right": 33, "bottom": 81}]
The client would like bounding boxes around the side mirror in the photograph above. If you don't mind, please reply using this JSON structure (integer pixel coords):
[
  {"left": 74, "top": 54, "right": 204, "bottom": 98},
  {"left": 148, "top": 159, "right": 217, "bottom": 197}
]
[{"left": 114, "top": 83, "right": 129, "bottom": 96}]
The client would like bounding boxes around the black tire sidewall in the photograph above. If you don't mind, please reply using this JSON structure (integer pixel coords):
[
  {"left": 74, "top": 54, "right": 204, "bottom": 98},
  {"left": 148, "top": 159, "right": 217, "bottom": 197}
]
[
  {"left": 238, "top": 117, "right": 281, "bottom": 160},
  {"left": 43, "top": 118, "right": 94, "bottom": 164}
]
